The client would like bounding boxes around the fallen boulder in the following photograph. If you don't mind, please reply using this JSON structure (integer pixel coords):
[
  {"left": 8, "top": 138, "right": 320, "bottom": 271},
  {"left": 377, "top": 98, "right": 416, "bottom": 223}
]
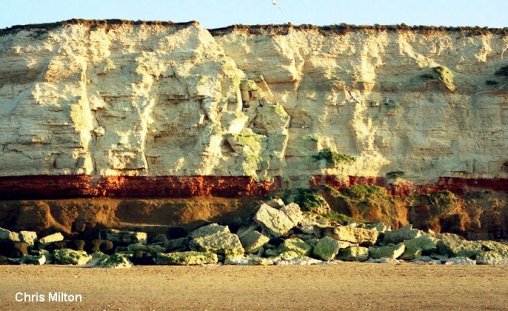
[
  {"left": 383, "top": 225, "right": 422, "bottom": 244},
  {"left": 276, "top": 254, "right": 322, "bottom": 266},
  {"left": 239, "top": 230, "right": 270, "bottom": 254},
  {"left": 0, "top": 255, "right": 9, "bottom": 264},
  {"left": 401, "top": 235, "right": 437, "bottom": 260},
  {"left": 476, "top": 251, "right": 508, "bottom": 265},
  {"left": 475, "top": 241, "right": 508, "bottom": 265},
  {"left": 338, "top": 246, "right": 369, "bottom": 262},
  {"left": 278, "top": 238, "right": 312, "bottom": 256},
  {"left": 91, "top": 253, "right": 133, "bottom": 268},
  {"left": 280, "top": 203, "right": 303, "bottom": 225},
  {"left": 480, "top": 240, "right": 508, "bottom": 256},
  {"left": 53, "top": 249, "right": 91, "bottom": 265},
  {"left": 263, "top": 247, "right": 279, "bottom": 257},
  {"left": 326, "top": 226, "right": 379, "bottom": 246},
  {"left": 435, "top": 233, "right": 483, "bottom": 258},
  {"left": 100, "top": 229, "right": 147, "bottom": 244},
  {"left": 190, "top": 223, "right": 229, "bottom": 238},
  {"left": 20, "top": 254, "right": 46, "bottom": 265},
  {"left": 254, "top": 203, "right": 297, "bottom": 236},
  {"left": 0, "top": 228, "right": 20, "bottom": 242},
  {"left": 369, "top": 243, "right": 406, "bottom": 259},
  {"left": 19, "top": 231, "right": 37, "bottom": 246},
  {"left": 189, "top": 224, "right": 244, "bottom": 257},
  {"left": 39, "top": 232, "right": 64, "bottom": 245},
  {"left": 313, "top": 236, "right": 340, "bottom": 261},
  {"left": 264, "top": 198, "right": 285, "bottom": 209},
  {"left": 155, "top": 251, "right": 218, "bottom": 265}
]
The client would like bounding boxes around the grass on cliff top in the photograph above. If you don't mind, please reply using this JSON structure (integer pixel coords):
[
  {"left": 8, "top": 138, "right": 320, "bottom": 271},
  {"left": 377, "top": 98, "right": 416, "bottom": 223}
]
[{"left": 209, "top": 23, "right": 508, "bottom": 37}]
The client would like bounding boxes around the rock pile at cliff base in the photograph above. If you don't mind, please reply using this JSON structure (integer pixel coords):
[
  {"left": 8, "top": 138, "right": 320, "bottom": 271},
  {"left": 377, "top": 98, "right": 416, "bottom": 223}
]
[{"left": 1, "top": 199, "right": 507, "bottom": 268}]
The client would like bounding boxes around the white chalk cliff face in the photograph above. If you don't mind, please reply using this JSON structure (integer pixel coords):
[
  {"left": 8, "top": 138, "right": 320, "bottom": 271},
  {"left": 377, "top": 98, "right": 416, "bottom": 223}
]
[{"left": 0, "top": 21, "right": 506, "bottom": 183}]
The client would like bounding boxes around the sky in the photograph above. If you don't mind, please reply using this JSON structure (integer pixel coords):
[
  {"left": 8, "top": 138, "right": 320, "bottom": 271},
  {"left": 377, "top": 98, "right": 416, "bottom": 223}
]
[{"left": 0, "top": 0, "right": 507, "bottom": 29}]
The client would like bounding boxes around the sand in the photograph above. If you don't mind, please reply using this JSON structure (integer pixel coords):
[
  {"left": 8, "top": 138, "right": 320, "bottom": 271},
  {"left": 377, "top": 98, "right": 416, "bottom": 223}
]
[{"left": 0, "top": 263, "right": 507, "bottom": 310}]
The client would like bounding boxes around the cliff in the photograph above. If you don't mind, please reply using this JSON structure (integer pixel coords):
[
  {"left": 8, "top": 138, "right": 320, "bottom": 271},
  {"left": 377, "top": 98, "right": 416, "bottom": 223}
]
[{"left": 0, "top": 20, "right": 507, "bottom": 197}]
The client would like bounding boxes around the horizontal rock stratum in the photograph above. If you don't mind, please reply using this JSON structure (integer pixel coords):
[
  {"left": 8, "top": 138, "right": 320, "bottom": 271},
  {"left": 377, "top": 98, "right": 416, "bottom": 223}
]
[{"left": 0, "top": 19, "right": 507, "bottom": 197}]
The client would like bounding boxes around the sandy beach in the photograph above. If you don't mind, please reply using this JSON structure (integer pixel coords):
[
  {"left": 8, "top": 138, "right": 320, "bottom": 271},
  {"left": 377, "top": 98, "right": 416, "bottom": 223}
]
[{"left": 1, "top": 263, "right": 507, "bottom": 310}]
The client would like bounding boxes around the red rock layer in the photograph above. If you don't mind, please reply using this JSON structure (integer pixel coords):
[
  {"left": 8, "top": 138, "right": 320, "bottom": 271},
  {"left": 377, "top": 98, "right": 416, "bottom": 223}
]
[
  {"left": 0, "top": 175, "right": 506, "bottom": 200},
  {"left": 0, "top": 175, "right": 282, "bottom": 199}
]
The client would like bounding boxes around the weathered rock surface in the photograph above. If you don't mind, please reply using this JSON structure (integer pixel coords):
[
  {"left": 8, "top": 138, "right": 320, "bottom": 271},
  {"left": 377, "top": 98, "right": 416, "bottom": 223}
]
[
  {"left": 401, "top": 235, "right": 437, "bottom": 260},
  {"left": 383, "top": 225, "right": 422, "bottom": 244},
  {"left": 280, "top": 203, "right": 303, "bottom": 225},
  {"left": 53, "top": 249, "right": 91, "bottom": 265},
  {"left": 369, "top": 243, "right": 406, "bottom": 259},
  {"left": 0, "top": 227, "right": 20, "bottom": 241},
  {"left": 313, "top": 236, "right": 340, "bottom": 261},
  {"left": 155, "top": 251, "right": 218, "bottom": 265},
  {"left": 90, "top": 253, "right": 133, "bottom": 268},
  {"left": 435, "top": 233, "right": 483, "bottom": 257},
  {"left": 278, "top": 238, "right": 312, "bottom": 256},
  {"left": 19, "top": 231, "right": 37, "bottom": 246},
  {"left": 190, "top": 223, "right": 229, "bottom": 238},
  {"left": 254, "top": 203, "right": 297, "bottom": 236},
  {"left": 326, "top": 226, "right": 379, "bottom": 246},
  {"left": 476, "top": 251, "right": 508, "bottom": 265},
  {"left": 189, "top": 223, "right": 244, "bottom": 257},
  {"left": 39, "top": 232, "right": 64, "bottom": 244},
  {"left": 338, "top": 246, "right": 369, "bottom": 262},
  {"left": 476, "top": 241, "right": 508, "bottom": 265},
  {"left": 238, "top": 229, "right": 270, "bottom": 254},
  {"left": 0, "top": 20, "right": 507, "bottom": 244}
]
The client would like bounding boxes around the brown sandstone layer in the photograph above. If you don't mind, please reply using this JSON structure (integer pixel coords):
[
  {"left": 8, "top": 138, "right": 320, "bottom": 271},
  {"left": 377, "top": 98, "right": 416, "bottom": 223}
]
[{"left": 0, "top": 197, "right": 261, "bottom": 237}]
